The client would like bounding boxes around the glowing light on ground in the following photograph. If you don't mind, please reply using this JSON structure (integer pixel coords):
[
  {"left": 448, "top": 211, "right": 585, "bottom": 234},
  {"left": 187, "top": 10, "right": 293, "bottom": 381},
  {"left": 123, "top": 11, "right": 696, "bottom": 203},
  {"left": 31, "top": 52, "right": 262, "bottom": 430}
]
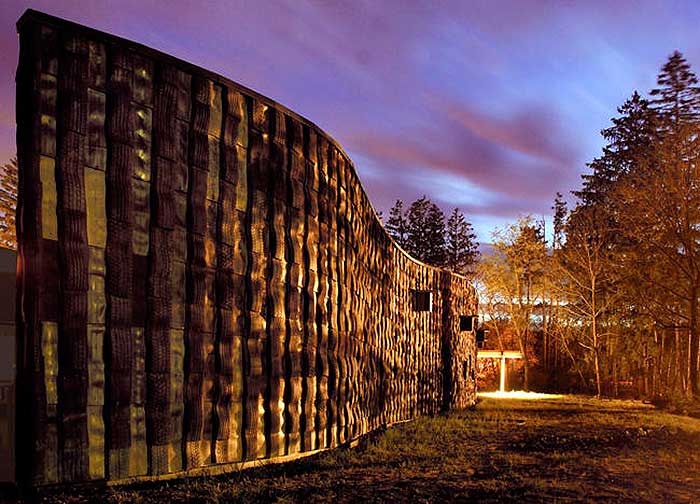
[{"left": 478, "top": 390, "right": 564, "bottom": 400}]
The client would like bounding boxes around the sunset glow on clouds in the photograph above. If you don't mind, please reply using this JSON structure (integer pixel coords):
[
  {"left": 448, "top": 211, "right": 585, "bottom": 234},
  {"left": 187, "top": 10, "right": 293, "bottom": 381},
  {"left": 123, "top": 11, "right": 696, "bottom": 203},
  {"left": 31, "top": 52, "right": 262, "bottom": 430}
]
[{"left": 2, "top": 0, "right": 700, "bottom": 241}]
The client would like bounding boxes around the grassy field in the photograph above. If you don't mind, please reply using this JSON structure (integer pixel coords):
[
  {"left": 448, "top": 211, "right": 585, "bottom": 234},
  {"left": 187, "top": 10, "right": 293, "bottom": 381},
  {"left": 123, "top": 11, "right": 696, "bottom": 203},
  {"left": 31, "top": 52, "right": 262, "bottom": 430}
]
[{"left": 12, "top": 394, "right": 700, "bottom": 503}]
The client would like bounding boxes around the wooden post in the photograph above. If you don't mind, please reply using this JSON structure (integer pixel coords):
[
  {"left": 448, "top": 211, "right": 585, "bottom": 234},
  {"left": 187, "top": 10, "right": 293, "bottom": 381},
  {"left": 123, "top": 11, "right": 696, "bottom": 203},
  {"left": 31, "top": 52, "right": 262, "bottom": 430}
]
[
  {"left": 500, "top": 356, "right": 506, "bottom": 392},
  {"left": 477, "top": 350, "right": 522, "bottom": 393}
]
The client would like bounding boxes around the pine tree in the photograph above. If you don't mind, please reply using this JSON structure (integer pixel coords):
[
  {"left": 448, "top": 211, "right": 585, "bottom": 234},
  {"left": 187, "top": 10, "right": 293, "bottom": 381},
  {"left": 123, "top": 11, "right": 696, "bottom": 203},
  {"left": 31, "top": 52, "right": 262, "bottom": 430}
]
[
  {"left": 424, "top": 202, "right": 447, "bottom": 266},
  {"left": 552, "top": 193, "right": 568, "bottom": 250},
  {"left": 406, "top": 196, "right": 430, "bottom": 262},
  {"left": 510, "top": 219, "right": 545, "bottom": 286},
  {"left": 0, "top": 158, "right": 17, "bottom": 249},
  {"left": 615, "top": 117, "right": 700, "bottom": 397},
  {"left": 650, "top": 50, "right": 700, "bottom": 126},
  {"left": 575, "top": 92, "right": 657, "bottom": 207},
  {"left": 634, "top": 52, "right": 700, "bottom": 396},
  {"left": 405, "top": 196, "right": 446, "bottom": 267},
  {"left": 445, "top": 208, "right": 479, "bottom": 275},
  {"left": 385, "top": 199, "right": 408, "bottom": 249},
  {"left": 561, "top": 52, "right": 700, "bottom": 398}
]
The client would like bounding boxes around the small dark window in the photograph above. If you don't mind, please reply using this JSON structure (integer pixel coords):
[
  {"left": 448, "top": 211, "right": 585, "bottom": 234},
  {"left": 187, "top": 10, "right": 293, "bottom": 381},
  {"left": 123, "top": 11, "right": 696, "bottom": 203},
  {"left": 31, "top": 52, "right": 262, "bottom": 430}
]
[
  {"left": 476, "top": 329, "right": 487, "bottom": 348},
  {"left": 459, "top": 315, "right": 476, "bottom": 332},
  {"left": 412, "top": 290, "right": 433, "bottom": 312},
  {"left": 463, "top": 361, "right": 468, "bottom": 380}
]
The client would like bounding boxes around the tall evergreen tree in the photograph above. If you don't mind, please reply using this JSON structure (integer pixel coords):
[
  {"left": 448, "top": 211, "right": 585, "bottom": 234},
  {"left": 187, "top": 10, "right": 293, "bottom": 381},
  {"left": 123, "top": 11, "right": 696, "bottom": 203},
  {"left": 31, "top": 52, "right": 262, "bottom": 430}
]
[
  {"left": 405, "top": 196, "right": 446, "bottom": 267},
  {"left": 650, "top": 50, "right": 700, "bottom": 126},
  {"left": 0, "top": 158, "right": 17, "bottom": 249},
  {"left": 406, "top": 196, "right": 429, "bottom": 260},
  {"left": 552, "top": 192, "right": 568, "bottom": 250},
  {"left": 561, "top": 51, "right": 700, "bottom": 398},
  {"left": 575, "top": 92, "right": 657, "bottom": 207},
  {"left": 615, "top": 118, "right": 700, "bottom": 397},
  {"left": 385, "top": 199, "right": 408, "bottom": 249},
  {"left": 424, "top": 202, "right": 447, "bottom": 267},
  {"left": 445, "top": 208, "right": 479, "bottom": 275}
]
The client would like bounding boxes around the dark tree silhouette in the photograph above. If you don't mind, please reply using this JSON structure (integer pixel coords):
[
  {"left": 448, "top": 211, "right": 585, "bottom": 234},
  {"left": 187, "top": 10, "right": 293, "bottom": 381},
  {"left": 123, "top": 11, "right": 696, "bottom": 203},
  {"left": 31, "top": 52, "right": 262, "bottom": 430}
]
[
  {"left": 424, "top": 201, "right": 447, "bottom": 267},
  {"left": 445, "top": 207, "right": 479, "bottom": 276},
  {"left": 552, "top": 192, "right": 567, "bottom": 250},
  {"left": 406, "top": 196, "right": 446, "bottom": 266},
  {"left": 650, "top": 50, "right": 700, "bottom": 126},
  {"left": 575, "top": 91, "right": 658, "bottom": 208},
  {"left": 385, "top": 199, "right": 408, "bottom": 249}
]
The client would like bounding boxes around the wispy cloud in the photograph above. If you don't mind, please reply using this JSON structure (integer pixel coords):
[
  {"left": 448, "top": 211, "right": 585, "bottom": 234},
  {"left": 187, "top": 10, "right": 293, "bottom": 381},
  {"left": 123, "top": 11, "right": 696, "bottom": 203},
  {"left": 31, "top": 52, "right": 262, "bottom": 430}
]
[{"left": 2, "top": 0, "right": 700, "bottom": 241}]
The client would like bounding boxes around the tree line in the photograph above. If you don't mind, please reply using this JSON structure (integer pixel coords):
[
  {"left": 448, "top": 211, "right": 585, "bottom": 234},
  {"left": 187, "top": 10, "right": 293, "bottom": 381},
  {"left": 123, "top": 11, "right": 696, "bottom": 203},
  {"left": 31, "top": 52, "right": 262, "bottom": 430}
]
[
  {"left": 384, "top": 196, "right": 480, "bottom": 276},
  {"left": 479, "top": 51, "right": 700, "bottom": 402}
]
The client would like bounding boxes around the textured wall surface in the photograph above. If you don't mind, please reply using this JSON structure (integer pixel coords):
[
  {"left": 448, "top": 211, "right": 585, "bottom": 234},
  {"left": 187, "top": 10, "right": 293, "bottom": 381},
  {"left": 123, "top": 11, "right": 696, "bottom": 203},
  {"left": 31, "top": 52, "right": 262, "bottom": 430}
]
[
  {"left": 0, "top": 248, "right": 15, "bottom": 483},
  {"left": 14, "top": 10, "right": 478, "bottom": 486}
]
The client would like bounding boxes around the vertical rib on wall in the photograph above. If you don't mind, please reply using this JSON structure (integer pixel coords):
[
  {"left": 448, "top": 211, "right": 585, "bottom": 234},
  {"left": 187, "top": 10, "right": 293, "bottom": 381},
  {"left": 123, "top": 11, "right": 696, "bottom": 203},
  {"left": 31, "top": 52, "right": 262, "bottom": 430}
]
[
  {"left": 16, "top": 22, "right": 60, "bottom": 486},
  {"left": 15, "top": 10, "right": 478, "bottom": 487}
]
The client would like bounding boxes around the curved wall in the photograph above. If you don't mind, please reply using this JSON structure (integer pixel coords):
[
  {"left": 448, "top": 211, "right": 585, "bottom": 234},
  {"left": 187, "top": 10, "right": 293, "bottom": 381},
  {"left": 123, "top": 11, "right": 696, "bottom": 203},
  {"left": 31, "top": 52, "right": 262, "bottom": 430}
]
[{"left": 14, "top": 10, "right": 477, "bottom": 486}]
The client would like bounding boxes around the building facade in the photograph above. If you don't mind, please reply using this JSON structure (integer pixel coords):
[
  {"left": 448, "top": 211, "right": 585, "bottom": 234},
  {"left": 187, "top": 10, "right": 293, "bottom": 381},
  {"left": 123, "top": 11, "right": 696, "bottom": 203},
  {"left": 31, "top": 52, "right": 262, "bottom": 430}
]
[{"left": 13, "top": 10, "right": 478, "bottom": 487}]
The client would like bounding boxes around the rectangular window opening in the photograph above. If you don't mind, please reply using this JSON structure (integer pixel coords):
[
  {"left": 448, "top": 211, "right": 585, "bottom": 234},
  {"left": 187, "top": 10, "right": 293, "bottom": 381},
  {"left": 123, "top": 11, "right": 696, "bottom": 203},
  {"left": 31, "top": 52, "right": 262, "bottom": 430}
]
[
  {"left": 412, "top": 290, "right": 433, "bottom": 312},
  {"left": 459, "top": 315, "right": 476, "bottom": 332},
  {"left": 476, "top": 328, "right": 486, "bottom": 348}
]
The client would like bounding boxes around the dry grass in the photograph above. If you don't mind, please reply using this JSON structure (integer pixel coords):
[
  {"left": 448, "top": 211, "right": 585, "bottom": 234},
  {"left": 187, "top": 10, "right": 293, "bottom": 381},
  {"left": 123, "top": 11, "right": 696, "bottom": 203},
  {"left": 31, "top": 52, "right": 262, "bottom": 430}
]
[{"left": 8, "top": 395, "right": 700, "bottom": 503}]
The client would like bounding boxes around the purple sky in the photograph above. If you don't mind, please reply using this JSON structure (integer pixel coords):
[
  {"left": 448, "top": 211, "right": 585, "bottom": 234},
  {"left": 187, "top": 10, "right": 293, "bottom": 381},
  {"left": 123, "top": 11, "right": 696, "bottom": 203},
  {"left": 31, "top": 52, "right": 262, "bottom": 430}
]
[{"left": 2, "top": 1, "right": 700, "bottom": 241}]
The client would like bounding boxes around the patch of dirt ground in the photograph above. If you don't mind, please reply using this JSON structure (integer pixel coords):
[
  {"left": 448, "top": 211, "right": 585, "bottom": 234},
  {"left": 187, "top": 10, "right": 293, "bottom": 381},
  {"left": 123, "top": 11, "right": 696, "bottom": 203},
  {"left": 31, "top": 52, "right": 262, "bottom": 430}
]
[{"left": 7, "top": 395, "right": 700, "bottom": 503}]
